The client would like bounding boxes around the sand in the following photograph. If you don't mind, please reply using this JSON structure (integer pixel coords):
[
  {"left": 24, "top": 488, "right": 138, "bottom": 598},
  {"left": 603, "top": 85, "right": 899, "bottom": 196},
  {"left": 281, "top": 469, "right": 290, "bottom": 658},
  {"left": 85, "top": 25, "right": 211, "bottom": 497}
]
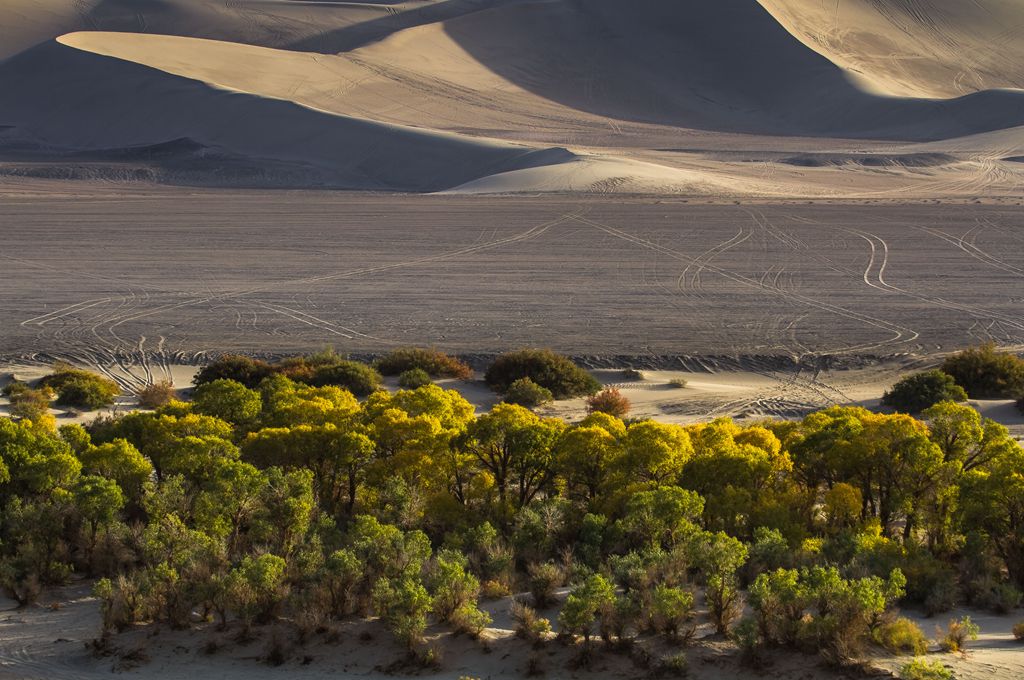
[
  {"left": 1, "top": 1, "right": 1024, "bottom": 194},
  {"left": 3, "top": 581, "right": 1022, "bottom": 680}
]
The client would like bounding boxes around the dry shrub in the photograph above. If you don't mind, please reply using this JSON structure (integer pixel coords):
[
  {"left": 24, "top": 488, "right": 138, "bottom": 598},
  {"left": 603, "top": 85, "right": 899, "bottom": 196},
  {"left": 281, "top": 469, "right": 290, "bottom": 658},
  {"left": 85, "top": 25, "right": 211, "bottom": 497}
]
[
  {"left": 875, "top": 617, "right": 928, "bottom": 656},
  {"left": 136, "top": 381, "right": 176, "bottom": 409},
  {"left": 1013, "top": 621, "right": 1024, "bottom": 641},
  {"left": 511, "top": 598, "right": 552, "bottom": 642},
  {"left": 415, "top": 644, "right": 443, "bottom": 670},
  {"left": 586, "top": 388, "right": 631, "bottom": 418},
  {"left": 938, "top": 616, "right": 979, "bottom": 653},
  {"left": 481, "top": 579, "right": 510, "bottom": 600}
]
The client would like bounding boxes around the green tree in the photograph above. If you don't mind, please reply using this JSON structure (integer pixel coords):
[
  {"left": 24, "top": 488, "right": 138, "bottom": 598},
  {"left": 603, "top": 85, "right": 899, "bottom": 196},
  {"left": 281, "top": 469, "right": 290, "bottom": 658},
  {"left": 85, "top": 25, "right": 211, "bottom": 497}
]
[
  {"left": 621, "top": 420, "right": 692, "bottom": 485},
  {"left": 695, "top": 531, "right": 748, "bottom": 634},
  {"left": 960, "top": 443, "right": 1024, "bottom": 588},
  {"left": 555, "top": 425, "right": 621, "bottom": 504},
  {"left": 72, "top": 475, "right": 125, "bottom": 564},
  {"left": 76, "top": 438, "right": 152, "bottom": 501},
  {"left": 192, "top": 379, "right": 262, "bottom": 426},
  {"left": 462, "top": 404, "right": 562, "bottom": 509}
]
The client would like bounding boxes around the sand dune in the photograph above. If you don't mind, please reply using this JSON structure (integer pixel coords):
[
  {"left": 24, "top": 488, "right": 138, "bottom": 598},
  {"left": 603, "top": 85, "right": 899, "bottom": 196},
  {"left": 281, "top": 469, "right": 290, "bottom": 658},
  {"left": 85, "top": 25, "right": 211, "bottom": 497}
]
[
  {"left": 0, "top": 37, "right": 573, "bottom": 192},
  {"left": 2, "top": 1, "right": 1024, "bottom": 193},
  {"left": 0, "top": 0, "right": 416, "bottom": 60},
  {"left": 761, "top": 0, "right": 1024, "bottom": 98}
]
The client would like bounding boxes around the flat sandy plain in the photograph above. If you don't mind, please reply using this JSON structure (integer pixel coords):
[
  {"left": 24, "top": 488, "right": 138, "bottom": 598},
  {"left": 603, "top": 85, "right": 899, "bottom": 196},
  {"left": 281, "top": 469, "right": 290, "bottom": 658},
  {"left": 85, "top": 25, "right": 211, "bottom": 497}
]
[{"left": 3, "top": 191, "right": 1023, "bottom": 362}]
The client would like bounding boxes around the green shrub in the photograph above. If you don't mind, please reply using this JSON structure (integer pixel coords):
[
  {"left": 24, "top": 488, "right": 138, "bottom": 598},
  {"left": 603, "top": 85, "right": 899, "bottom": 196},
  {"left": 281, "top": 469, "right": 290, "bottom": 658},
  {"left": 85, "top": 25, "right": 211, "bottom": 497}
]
[
  {"left": 939, "top": 616, "right": 979, "bottom": 653},
  {"left": 527, "top": 562, "right": 562, "bottom": 609},
  {"left": 502, "top": 378, "right": 553, "bottom": 408},
  {"left": 941, "top": 343, "right": 1024, "bottom": 399},
  {"left": 40, "top": 365, "right": 120, "bottom": 410},
  {"left": 372, "top": 576, "right": 432, "bottom": 650},
  {"left": 194, "top": 354, "right": 274, "bottom": 388},
  {"left": 881, "top": 371, "right": 967, "bottom": 414},
  {"left": 621, "top": 368, "right": 644, "bottom": 381},
  {"left": 308, "top": 361, "right": 382, "bottom": 396},
  {"left": 875, "top": 617, "right": 929, "bottom": 656},
  {"left": 485, "top": 349, "right": 601, "bottom": 399},
  {"left": 375, "top": 348, "right": 472, "bottom": 379},
  {"left": 192, "top": 379, "right": 262, "bottom": 424},
  {"left": 973, "top": 580, "right": 1022, "bottom": 614},
  {"left": 900, "top": 659, "right": 954, "bottom": 680},
  {"left": 397, "top": 368, "right": 432, "bottom": 390},
  {"left": 586, "top": 388, "right": 631, "bottom": 417},
  {"left": 646, "top": 584, "right": 694, "bottom": 640}
]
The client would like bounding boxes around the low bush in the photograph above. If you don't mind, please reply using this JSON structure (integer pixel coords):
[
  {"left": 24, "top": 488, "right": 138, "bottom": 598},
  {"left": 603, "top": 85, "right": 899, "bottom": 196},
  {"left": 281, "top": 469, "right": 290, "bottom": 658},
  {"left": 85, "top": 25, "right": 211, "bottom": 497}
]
[
  {"left": 502, "top": 378, "right": 553, "bottom": 408},
  {"left": 308, "top": 361, "right": 383, "bottom": 396},
  {"left": 1013, "top": 621, "right": 1024, "bottom": 641},
  {"left": 941, "top": 343, "right": 1024, "bottom": 399},
  {"left": 939, "top": 616, "right": 979, "bottom": 653},
  {"left": 5, "top": 383, "right": 53, "bottom": 420},
  {"left": 586, "top": 388, "right": 631, "bottom": 418},
  {"left": 40, "top": 365, "right": 120, "bottom": 410},
  {"left": 375, "top": 348, "right": 472, "bottom": 380},
  {"left": 667, "top": 378, "right": 687, "bottom": 389},
  {"left": 656, "top": 652, "right": 689, "bottom": 677},
  {"left": 527, "top": 562, "right": 562, "bottom": 609},
  {"left": 875, "top": 617, "right": 929, "bottom": 656},
  {"left": 135, "top": 381, "right": 176, "bottom": 410},
  {"left": 194, "top": 354, "right": 274, "bottom": 388},
  {"left": 397, "top": 369, "right": 432, "bottom": 390},
  {"left": 510, "top": 598, "right": 551, "bottom": 642},
  {"left": 900, "top": 659, "right": 954, "bottom": 680},
  {"left": 881, "top": 370, "right": 967, "bottom": 414},
  {"left": 621, "top": 368, "right": 644, "bottom": 381},
  {"left": 484, "top": 349, "right": 601, "bottom": 399}
]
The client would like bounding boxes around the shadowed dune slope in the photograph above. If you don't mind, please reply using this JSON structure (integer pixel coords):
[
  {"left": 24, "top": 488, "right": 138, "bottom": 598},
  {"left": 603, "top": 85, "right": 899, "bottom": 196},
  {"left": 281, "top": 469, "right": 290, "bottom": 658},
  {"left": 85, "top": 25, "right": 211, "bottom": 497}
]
[
  {"left": 441, "top": 0, "right": 1024, "bottom": 140},
  {"left": 0, "top": 37, "right": 573, "bottom": 192}
]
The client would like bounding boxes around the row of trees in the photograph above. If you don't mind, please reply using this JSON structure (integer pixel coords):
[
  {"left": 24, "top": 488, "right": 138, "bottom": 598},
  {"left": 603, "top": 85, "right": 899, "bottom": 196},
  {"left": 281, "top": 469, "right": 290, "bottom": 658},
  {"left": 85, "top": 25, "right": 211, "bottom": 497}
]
[{"left": 1, "top": 353, "right": 1023, "bottom": 668}]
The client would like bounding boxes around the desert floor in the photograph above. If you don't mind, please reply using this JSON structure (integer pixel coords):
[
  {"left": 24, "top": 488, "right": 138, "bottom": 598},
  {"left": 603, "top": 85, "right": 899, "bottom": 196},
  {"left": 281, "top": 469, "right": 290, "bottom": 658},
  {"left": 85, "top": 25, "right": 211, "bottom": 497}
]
[{"left": 1, "top": 581, "right": 1021, "bottom": 680}]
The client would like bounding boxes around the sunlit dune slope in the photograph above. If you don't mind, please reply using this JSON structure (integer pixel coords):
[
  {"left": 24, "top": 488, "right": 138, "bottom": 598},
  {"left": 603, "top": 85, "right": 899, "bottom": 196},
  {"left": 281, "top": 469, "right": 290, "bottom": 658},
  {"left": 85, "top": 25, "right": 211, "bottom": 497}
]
[{"left": 759, "top": 0, "right": 1024, "bottom": 98}]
